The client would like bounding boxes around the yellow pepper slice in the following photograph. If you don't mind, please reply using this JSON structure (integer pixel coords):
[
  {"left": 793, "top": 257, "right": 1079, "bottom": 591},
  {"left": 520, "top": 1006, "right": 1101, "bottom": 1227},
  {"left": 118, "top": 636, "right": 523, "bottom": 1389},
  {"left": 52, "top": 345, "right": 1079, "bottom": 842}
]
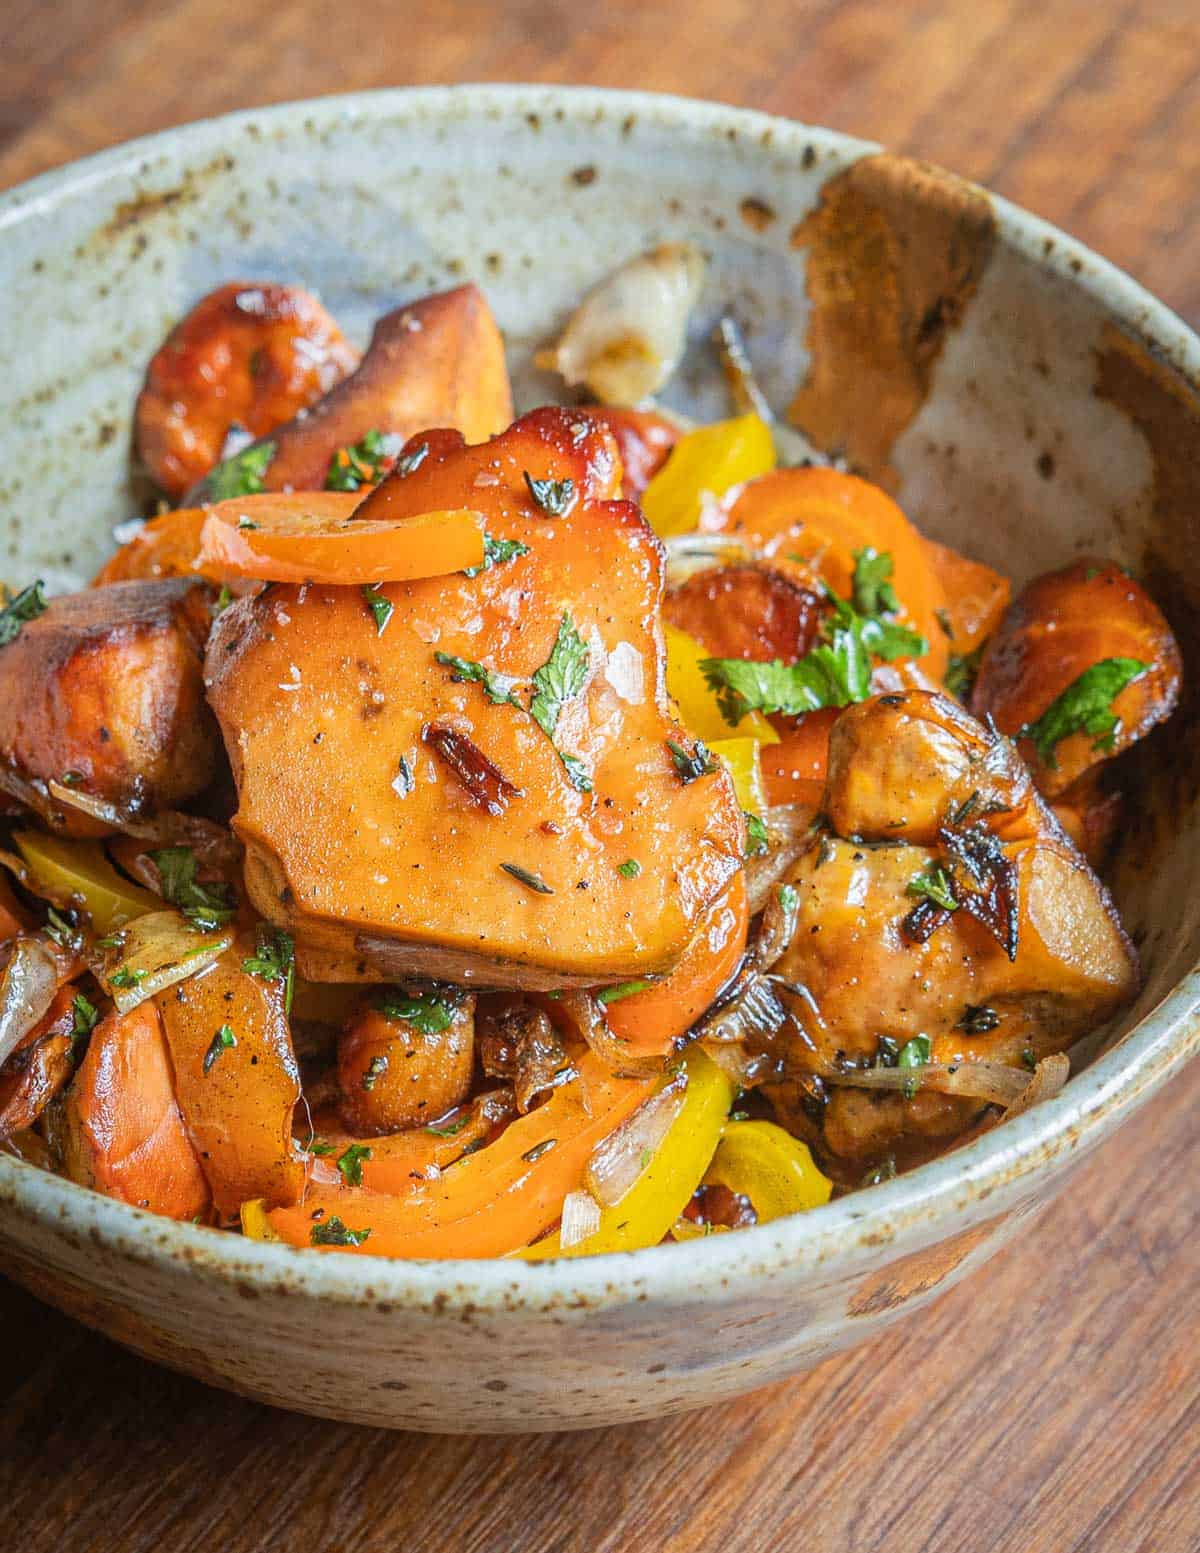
[
  {"left": 665, "top": 624, "right": 779, "bottom": 746},
  {"left": 703, "top": 1119, "right": 832, "bottom": 1222},
  {"left": 13, "top": 830, "right": 158, "bottom": 934},
  {"left": 708, "top": 736, "right": 767, "bottom": 817},
  {"left": 641, "top": 413, "right": 776, "bottom": 538},
  {"left": 240, "top": 1198, "right": 280, "bottom": 1241},
  {"left": 520, "top": 1047, "right": 734, "bottom": 1260}
]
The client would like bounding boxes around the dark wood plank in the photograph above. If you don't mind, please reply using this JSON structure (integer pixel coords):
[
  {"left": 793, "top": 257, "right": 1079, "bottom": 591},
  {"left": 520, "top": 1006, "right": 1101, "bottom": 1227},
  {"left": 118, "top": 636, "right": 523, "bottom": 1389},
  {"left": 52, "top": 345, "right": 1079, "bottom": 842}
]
[{"left": 1, "top": 4, "right": 1198, "bottom": 1549}]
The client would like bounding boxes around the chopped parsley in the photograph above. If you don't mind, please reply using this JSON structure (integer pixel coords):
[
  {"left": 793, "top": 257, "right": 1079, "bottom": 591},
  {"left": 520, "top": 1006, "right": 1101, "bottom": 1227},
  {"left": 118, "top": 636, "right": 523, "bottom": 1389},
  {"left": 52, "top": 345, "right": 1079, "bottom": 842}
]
[
  {"left": 463, "top": 533, "right": 531, "bottom": 577},
  {"left": 0, "top": 581, "right": 47, "bottom": 648},
  {"left": 524, "top": 472, "right": 576, "bottom": 517},
  {"left": 149, "top": 846, "right": 236, "bottom": 932},
  {"left": 426, "top": 1114, "right": 471, "bottom": 1138},
  {"left": 617, "top": 858, "right": 642, "bottom": 879},
  {"left": 667, "top": 737, "right": 718, "bottom": 784},
  {"left": 852, "top": 547, "right": 900, "bottom": 617},
  {"left": 777, "top": 883, "right": 799, "bottom": 916},
  {"left": 109, "top": 967, "right": 146, "bottom": 990},
  {"left": 744, "top": 811, "right": 769, "bottom": 858},
  {"left": 361, "top": 583, "right": 393, "bottom": 636},
  {"left": 701, "top": 585, "right": 927, "bottom": 725},
  {"left": 1019, "top": 657, "right": 1147, "bottom": 768},
  {"left": 529, "top": 612, "right": 592, "bottom": 791},
  {"left": 434, "top": 651, "right": 524, "bottom": 709},
  {"left": 324, "top": 429, "right": 404, "bottom": 491},
  {"left": 375, "top": 986, "right": 459, "bottom": 1035},
  {"left": 596, "top": 980, "right": 651, "bottom": 1005},
  {"left": 242, "top": 927, "right": 295, "bottom": 1015},
  {"left": 335, "top": 1143, "right": 373, "bottom": 1187},
  {"left": 202, "top": 1023, "right": 237, "bottom": 1074},
  {"left": 945, "top": 645, "right": 984, "bottom": 702},
  {"left": 1022, "top": 1047, "right": 1038, "bottom": 1072},
  {"left": 361, "top": 1054, "right": 389, "bottom": 1091},
  {"left": 307, "top": 1138, "right": 335, "bottom": 1156},
  {"left": 45, "top": 906, "right": 83, "bottom": 953},
  {"left": 207, "top": 440, "right": 275, "bottom": 501},
  {"left": 906, "top": 864, "right": 958, "bottom": 913},
  {"left": 310, "top": 1216, "right": 372, "bottom": 1247},
  {"left": 70, "top": 992, "right": 100, "bottom": 1052},
  {"left": 500, "top": 861, "right": 554, "bottom": 895}
]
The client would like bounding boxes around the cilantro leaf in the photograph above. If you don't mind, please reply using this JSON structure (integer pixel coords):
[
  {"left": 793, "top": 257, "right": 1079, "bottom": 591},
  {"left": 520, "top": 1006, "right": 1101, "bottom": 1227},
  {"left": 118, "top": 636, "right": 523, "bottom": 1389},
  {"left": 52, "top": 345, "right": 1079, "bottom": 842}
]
[
  {"left": 310, "top": 1216, "right": 372, "bottom": 1247},
  {"left": 463, "top": 534, "right": 531, "bottom": 577},
  {"left": 906, "top": 864, "right": 958, "bottom": 912},
  {"left": 324, "top": 429, "right": 405, "bottom": 491},
  {"left": 109, "top": 967, "right": 146, "bottom": 989},
  {"left": 203, "top": 1023, "right": 237, "bottom": 1074},
  {"left": 70, "top": 992, "right": 100, "bottom": 1052},
  {"left": 897, "top": 1033, "right": 931, "bottom": 1098},
  {"left": 852, "top": 547, "right": 900, "bottom": 617},
  {"left": 617, "top": 858, "right": 642, "bottom": 879},
  {"left": 524, "top": 472, "right": 576, "bottom": 517},
  {"left": 529, "top": 612, "right": 592, "bottom": 791},
  {"left": 1019, "top": 657, "right": 1147, "bottom": 768},
  {"left": 945, "top": 644, "right": 984, "bottom": 703},
  {"left": 206, "top": 440, "right": 275, "bottom": 501},
  {"left": 149, "top": 846, "right": 236, "bottom": 932},
  {"left": 434, "top": 651, "right": 525, "bottom": 709},
  {"left": 362, "top": 584, "right": 393, "bottom": 636},
  {"left": 0, "top": 581, "right": 47, "bottom": 648},
  {"left": 335, "top": 1143, "right": 373, "bottom": 1187},
  {"left": 744, "top": 812, "right": 769, "bottom": 858},
  {"left": 375, "top": 986, "right": 460, "bottom": 1035},
  {"left": 242, "top": 928, "right": 295, "bottom": 1015},
  {"left": 595, "top": 980, "right": 652, "bottom": 1005}
]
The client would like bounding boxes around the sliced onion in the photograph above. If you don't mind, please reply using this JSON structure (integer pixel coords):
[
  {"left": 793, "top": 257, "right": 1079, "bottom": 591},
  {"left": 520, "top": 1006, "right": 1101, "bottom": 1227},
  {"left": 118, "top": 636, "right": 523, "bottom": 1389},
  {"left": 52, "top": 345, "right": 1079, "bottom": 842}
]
[
  {"left": 46, "top": 781, "right": 241, "bottom": 867},
  {"left": 0, "top": 936, "right": 61, "bottom": 1067},
  {"left": 584, "top": 1072, "right": 687, "bottom": 1208},
  {"left": 700, "top": 1039, "right": 778, "bottom": 1089},
  {"left": 538, "top": 242, "right": 707, "bottom": 404},
  {"left": 559, "top": 1188, "right": 603, "bottom": 1249},
  {"left": 829, "top": 1060, "right": 1030, "bottom": 1108},
  {"left": 0, "top": 766, "right": 64, "bottom": 830},
  {"left": 1000, "top": 1052, "right": 1070, "bottom": 1119},
  {"left": 696, "top": 974, "right": 788, "bottom": 1047},
  {"left": 744, "top": 806, "right": 816, "bottom": 916},
  {"left": 557, "top": 991, "right": 663, "bottom": 1079},
  {"left": 662, "top": 532, "right": 752, "bottom": 588},
  {"left": 96, "top": 909, "right": 232, "bottom": 1014}
]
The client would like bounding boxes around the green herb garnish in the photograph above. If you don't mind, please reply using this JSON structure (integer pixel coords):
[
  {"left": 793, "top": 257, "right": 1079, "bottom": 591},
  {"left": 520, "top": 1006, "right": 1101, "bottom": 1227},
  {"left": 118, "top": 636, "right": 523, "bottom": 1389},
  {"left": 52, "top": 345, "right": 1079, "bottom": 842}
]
[
  {"left": 1019, "top": 658, "right": 1147, "bottom": 768},
  {"left": 463, "top": 534, "right": 531, "bottom": 577},
  {"left": 0, "top": 581, "right": 47, "bottom": 648},
  {"left": 945, "top": 645, "right": 984, "bottom": 702},
  {"left": 524, "top": 472, "right": 576, "bottom": 517},
  {"left": 324, "top": 429, "right": 405, "bottom": 491},
  {"left": 852, "top": 547, "right": 900, "bottom": 617},
  {"left": 667, "top": 737, "right": 718, "bottom": 784},
  {"left": 242, "top": 927, "right": 295, "bottom": 1016},
  {"left": 70, "top": 992, "right": 100, "bottom": 1052},
  {"left": 335, "top": 1143, "right": 373, "bottom": 1187},
  {"left": 906, "top": 864, "right": 958, "bottom": 913},
  {"left": 375, "top": 986, "right": 459, "bottom": 1035},
  {"left": 310, "top": 1216, "right": 372, "bottom": 1247},
  {"left": 500, "top": 861, "right": 554, "bottom": 895},
  {"left": 307, "top": 1139, "right": 335, "bottom": 1157},
  {"left": 617, "top": 858, "right": 642, "bottom": 879},
  {"left": 361, "top": 1055, "right": 389, "bottom": 1092},
  {"left": 149, "top": 846, "right": 236, "bottom": 932},
  {"left": 109, "top": 967, "right": 147, "bottom": 990},
  {"left": 45, "top": 906, "right": 82, "bottom": 952},
  {"left": 529, "top": 611, "right": 592, "bottom": 791},
  {"left": 434, "top": 651, "right": 524, "bottom": 709},
  {"left": 897, "top": 1034, "right": 931, "bottom": 1099},
  {"left": 744, "top": 812, "right": 769, "bottom": 858},
  {"left": 207, "top": 441, "right": 275, "bottom": 501},
  {"left": 362, "top": 583, "right": 393, "bottom": 636},
  {"left": 777, "top": 883, "right": 799, "bottom": 916},
  {"left": 596, "top": 980, "right": 652, "bottom": 1005},
  {"left": 426, "top": 1115, "right": 471, "bottom": 1138},
  {"left": 203, "top": 1023, "right": 237, "bottom": 1074}
]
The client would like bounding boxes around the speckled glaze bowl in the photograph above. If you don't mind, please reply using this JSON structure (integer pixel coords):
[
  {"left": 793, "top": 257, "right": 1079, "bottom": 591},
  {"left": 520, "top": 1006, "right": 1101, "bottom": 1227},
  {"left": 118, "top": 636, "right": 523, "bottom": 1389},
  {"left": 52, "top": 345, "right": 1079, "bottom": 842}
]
[{"left": 1, "top": 86, "right": 1198, "bottom": 1432}]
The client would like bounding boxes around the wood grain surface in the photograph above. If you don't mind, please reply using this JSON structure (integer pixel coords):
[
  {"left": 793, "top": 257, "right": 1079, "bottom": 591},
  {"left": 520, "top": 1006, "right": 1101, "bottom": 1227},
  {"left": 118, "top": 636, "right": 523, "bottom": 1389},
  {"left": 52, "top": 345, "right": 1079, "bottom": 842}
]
[{"left": 1, "top": 3, "right": 1198, "bottom": 1549}]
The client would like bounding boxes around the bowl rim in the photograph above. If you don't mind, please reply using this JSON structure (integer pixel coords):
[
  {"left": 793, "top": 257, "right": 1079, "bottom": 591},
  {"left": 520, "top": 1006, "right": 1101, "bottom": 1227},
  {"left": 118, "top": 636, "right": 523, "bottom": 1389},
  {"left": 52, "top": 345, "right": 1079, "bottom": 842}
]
[{"left": 1, "top": 82, "right": 1198, "bottom": 1314}]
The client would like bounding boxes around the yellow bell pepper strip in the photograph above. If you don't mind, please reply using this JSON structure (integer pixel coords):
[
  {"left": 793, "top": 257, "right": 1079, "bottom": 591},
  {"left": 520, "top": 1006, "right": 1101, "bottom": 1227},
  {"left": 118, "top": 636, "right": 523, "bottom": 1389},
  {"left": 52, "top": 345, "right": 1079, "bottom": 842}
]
[
  {"left": 245, "top": 1052, "right": 653, "bottom": 1258},
  {"left": 665, "top": 624, "right": 779, "bottom": 746},
  {"left": 12, "top": 830, "right": 158, "bottom": 934},
  {"left": 702, "top": 1119, "right": 832, "bottom": 1222},
  {"left": 520, "top": 1046, "right": 734, "bottom": 1260},
  {"left": 641, "top": 413, "right": 776, "bottom": 538},
  {"left": 707, "top": 736, "right": 767, "bottom": 817}
]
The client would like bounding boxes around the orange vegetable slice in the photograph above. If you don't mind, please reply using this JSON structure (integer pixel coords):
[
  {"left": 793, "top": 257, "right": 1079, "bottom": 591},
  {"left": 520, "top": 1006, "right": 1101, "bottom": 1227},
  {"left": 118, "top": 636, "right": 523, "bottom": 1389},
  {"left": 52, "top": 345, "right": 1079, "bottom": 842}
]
[{"left": 195, "top": 492, "right": 485, "bottom": 584}]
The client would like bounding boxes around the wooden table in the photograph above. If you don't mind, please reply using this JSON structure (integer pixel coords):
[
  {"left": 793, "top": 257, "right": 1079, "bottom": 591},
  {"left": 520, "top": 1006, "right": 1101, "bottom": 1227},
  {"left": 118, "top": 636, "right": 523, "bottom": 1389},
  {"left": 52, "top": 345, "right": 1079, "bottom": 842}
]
[{"left": 1, "top": 3, "right": 1198, "bottom": 1548}]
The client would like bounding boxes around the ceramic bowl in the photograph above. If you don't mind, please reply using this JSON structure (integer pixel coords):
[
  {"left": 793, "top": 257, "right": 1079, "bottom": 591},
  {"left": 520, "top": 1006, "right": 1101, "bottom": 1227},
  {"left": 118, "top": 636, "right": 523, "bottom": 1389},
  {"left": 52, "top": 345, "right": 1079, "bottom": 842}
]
[{"left": 0, "top": 86, "right": 1198, "bottom": 1433}]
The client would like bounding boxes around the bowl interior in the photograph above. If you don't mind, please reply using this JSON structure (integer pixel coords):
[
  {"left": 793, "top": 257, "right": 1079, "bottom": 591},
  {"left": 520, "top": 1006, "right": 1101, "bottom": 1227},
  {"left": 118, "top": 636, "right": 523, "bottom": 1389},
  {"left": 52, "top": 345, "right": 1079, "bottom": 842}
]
[{"left": 1, "top": 84, "right": 1198, "bottom": 1141}]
